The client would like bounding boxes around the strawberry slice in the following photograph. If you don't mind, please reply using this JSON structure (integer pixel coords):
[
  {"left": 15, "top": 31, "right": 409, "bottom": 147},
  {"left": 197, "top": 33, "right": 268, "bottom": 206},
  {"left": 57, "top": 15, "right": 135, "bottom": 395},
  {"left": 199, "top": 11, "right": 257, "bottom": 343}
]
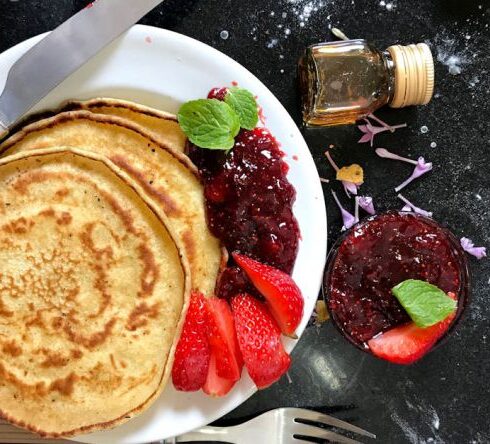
[
  {"left": 231, "top": 294, "right": 291, "bottom": 389},
  {"left": 233, "top": 253, "right": 304, "bottom": 337},
  {"left": 202, "top": 353, "right": 236, "bottom": 397},
  {"left": 172, "top": 291, "right": 210, "bottom": 391},
  {"left": 207, "top": 298, "right": 243, "bottom": 381},
  {"left": 368, "top": 293, "right": 457, "bottom": 365}
]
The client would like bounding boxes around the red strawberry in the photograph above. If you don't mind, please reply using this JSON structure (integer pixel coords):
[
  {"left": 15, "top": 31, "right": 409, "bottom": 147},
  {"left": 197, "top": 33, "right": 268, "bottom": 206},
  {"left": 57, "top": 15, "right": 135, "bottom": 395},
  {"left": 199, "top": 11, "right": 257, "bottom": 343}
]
[
  {"left": 233, "top": 253, "right": 304, "bottom": 337},
  {"left": 368, "top": 292, "right": 458, "bottom": 365},
  {"left": 172, "top": 291, "right": 210, "bottom": 391},
  {"left": 231, "top": 294, "right": 291, "bottom": 389},
  {"left": 207, "top": 298, "right": 243, "bottom": 381},
  {"left": 202, "top": 353, "right": 235, "bottom": 397}
]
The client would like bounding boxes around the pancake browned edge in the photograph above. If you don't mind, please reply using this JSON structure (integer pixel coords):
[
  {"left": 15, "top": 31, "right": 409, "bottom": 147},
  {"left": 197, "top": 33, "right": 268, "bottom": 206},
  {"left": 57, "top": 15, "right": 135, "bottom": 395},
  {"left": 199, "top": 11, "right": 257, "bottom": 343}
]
[
  {"left": 0, "top": 147, "right": 191, "bottom": 438},
  {"left": 65, "top": 98, "right": 187, "bottom": 153},
  {"left": 0, "top": 109, "right": 227, "bottom": 298}
]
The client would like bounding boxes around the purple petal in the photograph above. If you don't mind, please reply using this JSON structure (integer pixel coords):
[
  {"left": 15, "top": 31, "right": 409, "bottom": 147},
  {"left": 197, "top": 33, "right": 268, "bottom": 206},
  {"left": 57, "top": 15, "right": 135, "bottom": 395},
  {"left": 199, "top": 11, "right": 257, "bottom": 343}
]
[
  {"left": 375, "top": 148, "right": 418, "bottom": 165},
  {"left": 332, "top": 190, "right": 356, "bottom": 230},
  {"left": 395, "top": 157, "right": 433, "bottom": 192},
  {"left": 401, "top": 204, "right": 412, "bottom": 212},
  {"left": 460, "top": 237, "right": 487, "bottom": 259},
  {"left": 358, "top": 133, "right": 373, "bottom": 144},
  {"left": 412, "top": 157, "right": 433, "bottom": 178},
  {"left": 397, "top": 194, "right": 432, "bottom": 218},
  {"left": 367, "top": 113, "right": 407, "bottom": 133},
  {"left": 367, "top": 113, "right": 393, "bottom": 130},
  {"left": 343, "top": 180, "right": 358, "bottom": 195},
  {"left": 358, "top": 196, "right": 376, "bottom": 215},
  {"left": 325, "top": 151, "right": 340, "bottom": 171},
  {"left": 370, "top": 124, "right": 389, "bottom": 136},
  {"left": 357, "top": 124, "right": 370, "bottom": 134}
]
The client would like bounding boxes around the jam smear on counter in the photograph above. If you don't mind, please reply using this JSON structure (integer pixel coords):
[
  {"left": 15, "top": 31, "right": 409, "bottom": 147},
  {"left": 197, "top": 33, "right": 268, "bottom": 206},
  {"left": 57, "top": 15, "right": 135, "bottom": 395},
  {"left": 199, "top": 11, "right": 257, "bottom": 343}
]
[
  {"left": 188, "top": 88, "right": 300, "bottom": 299},
  {"left": 326, "top": 212, "right": 462, "bottom": 346}
]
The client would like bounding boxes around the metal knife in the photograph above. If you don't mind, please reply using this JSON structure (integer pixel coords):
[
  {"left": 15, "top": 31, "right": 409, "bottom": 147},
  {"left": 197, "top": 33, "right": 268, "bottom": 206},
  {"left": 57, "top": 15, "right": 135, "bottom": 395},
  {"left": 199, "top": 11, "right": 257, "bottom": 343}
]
[{"left": 0, "top": 0, "right": 164, "bottom": 140}]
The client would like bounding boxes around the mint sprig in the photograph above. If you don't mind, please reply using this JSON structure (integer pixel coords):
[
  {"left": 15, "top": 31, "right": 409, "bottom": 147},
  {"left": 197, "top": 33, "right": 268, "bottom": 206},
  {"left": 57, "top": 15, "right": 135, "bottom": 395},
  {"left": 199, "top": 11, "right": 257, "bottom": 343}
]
[
  {"left": 178, "top": 99, "right": 240, "bottom": 150},
  {"left": 224, "top": 87, "right": 259, "bottom": 130},
  {"left": 177, "top": 88, "right": 259, "bottom": 150},
  {"left": 392, "top": 279, "right": 457, "bottom": 328}
]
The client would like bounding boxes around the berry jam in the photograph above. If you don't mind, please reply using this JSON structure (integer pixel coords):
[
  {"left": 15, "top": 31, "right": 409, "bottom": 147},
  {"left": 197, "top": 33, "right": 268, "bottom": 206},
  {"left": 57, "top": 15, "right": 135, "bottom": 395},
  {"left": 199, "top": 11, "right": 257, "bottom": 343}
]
[
  {"left": 324, "top": 212, "right": 469, "bottom": 347},
  {"left": 188, "top": 99, "right": 300, "bottom": 298}
]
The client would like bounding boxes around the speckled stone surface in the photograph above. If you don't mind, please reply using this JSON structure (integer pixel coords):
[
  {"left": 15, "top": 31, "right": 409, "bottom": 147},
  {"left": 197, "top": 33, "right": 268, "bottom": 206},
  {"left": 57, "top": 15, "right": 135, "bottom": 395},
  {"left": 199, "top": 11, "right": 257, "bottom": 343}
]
[{"left": 0, "top": 0, "right": 489, "bottom": 442}]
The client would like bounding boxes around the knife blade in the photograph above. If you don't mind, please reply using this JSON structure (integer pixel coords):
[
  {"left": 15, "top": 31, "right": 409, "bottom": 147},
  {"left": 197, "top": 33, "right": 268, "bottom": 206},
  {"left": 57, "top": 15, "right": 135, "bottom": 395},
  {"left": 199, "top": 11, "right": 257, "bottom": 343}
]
[{"left": 0, "top": 0, "right": 164, "bottom": 139}]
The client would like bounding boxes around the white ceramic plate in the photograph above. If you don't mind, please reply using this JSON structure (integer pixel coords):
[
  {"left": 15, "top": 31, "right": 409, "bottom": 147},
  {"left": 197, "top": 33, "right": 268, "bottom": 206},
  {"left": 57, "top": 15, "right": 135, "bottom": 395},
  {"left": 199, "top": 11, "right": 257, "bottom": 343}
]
[{"left": 0, "top": 25, "right": 327, "bottom": 444}]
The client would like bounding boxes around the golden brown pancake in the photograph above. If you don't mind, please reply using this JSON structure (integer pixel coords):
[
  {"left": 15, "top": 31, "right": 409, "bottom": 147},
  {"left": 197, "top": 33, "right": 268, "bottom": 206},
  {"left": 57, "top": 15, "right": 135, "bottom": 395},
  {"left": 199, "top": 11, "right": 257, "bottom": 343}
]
[
  {"left": 65, "top": 98, "right": 187, "bottom": 153},
  {"left": 0, "top": 110, "right": 224, "bottom": 297},
  {"left": 0, "top": 147, "right": 190, "bottom": 437}
]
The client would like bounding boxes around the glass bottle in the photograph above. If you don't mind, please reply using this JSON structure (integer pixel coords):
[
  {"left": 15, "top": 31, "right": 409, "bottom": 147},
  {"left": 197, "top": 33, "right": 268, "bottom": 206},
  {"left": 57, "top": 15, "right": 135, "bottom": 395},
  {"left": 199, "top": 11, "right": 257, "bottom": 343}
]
[{"left": 298, "top": 40, "right": 434, "bottom": 126}]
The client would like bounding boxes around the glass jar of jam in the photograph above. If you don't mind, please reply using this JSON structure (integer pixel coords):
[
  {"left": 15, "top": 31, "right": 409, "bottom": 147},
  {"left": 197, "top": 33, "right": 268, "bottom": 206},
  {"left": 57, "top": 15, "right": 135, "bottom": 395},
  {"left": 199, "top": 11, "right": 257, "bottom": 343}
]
[{"left": 323, "top": 211, "right": 470, "bottom": 357}]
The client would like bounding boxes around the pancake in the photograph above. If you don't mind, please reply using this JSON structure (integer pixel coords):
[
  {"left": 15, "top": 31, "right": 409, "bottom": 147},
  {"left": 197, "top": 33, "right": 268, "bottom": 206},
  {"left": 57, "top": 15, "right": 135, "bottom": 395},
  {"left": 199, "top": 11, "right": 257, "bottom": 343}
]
[
  {"left": 0, "top": 110, "right": 224, "bottom": 297},
  {"left": 0, "top": 147, "right": 190, "bottom": 437},
  {"left": 65, "top": 98, "right": 187, "bottom": 153}
]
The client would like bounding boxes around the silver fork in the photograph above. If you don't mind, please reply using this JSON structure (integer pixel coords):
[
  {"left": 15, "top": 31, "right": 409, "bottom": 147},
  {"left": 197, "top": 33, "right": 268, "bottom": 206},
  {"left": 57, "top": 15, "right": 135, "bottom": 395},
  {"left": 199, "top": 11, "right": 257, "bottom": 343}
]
[{"left": 163, "top": 407, "right": 376, "bottom": 444}]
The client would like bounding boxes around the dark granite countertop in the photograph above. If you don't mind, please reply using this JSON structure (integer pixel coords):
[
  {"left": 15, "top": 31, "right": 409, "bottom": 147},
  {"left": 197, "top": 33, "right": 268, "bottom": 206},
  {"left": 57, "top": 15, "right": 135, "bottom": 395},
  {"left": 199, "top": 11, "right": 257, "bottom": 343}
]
[{"left": 0, "top": 0, "right": 489, "bottom": 442}]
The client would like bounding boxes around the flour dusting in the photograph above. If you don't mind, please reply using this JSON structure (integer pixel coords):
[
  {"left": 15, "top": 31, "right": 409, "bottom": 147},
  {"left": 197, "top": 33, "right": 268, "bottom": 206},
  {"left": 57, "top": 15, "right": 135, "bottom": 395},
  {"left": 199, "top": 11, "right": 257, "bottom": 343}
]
[
  {"left": 262, "top": 0, "right": 337, "bottom": 50},
  {"left": 429, "top": 32, "right": 477, "bottom": 76},
  {"left": 392, "top": 397, "right": 446, "bottom": 444},
  {"left": 379, "top": 1, "right": 396, "bottom": 11},
  {"left": 391, "top": 413, "right": 421, "bottom": 444}
]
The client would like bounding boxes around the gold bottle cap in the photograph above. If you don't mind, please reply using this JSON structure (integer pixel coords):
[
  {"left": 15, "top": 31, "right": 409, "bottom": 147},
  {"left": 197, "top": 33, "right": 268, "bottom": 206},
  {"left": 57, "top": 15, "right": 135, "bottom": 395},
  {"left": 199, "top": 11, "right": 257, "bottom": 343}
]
[{"left": 387, "top": 43, "right": 434, "bottom": 108}]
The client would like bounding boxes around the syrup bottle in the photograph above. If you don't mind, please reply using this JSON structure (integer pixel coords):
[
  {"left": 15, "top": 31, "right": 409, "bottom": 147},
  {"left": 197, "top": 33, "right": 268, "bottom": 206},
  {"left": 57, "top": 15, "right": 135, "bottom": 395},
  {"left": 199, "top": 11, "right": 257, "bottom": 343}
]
[{"left": 299, "top": 40, "right": 434, "bottom": 126}]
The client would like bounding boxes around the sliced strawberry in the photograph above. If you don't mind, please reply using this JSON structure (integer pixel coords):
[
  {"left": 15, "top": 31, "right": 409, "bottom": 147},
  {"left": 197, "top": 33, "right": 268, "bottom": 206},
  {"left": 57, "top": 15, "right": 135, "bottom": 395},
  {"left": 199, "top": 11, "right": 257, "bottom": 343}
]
[
  {"left": 207, "top": 298, "right": 243, "bottom": 381},
  {"left": 202, "top": 353, "right": 235, "bottom": 397},
  {"left": 231, "top": 294, "right": 291, "bottom": 389},
  {"left": 172, "top": 291, "right": 210, "bottom": 391},
  {"left": 233, "top": 253, "right": 304, "bottom": 337},
  {"left": 368, "top": 293, "right": 457, "bottom": 365}
]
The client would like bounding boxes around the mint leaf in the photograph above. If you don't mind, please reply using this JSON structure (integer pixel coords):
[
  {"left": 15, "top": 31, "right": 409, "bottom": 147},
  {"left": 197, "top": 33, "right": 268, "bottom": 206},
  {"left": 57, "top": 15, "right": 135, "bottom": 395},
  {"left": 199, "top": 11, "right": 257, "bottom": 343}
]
[
  {"left": 224, "top": 87, "right": 258, "bottom": 130},
  {"left": 392, "top": 279, "right": 457, "bottom": 328},
  {"left": 178, "top": 99, "right": 240, "bottom": 150}
]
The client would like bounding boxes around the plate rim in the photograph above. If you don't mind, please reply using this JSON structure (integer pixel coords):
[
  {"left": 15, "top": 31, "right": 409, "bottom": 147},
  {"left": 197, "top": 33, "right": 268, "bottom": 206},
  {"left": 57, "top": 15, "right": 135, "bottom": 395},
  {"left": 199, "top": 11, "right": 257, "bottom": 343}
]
[{"left": 0, "top": 24, "right": 328, "bottom": 443}]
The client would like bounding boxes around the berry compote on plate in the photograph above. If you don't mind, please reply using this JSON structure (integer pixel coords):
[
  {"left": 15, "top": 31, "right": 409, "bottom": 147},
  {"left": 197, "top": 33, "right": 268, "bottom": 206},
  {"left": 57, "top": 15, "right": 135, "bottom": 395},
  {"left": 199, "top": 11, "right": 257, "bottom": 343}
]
[
  {"left": 173, "top": 86, "right": 305, "bottom": 395},
  {"left": 323, "top": 211, "right": 470, "bottom": 362},
  {"left": 188, "top": 88, "right": 300, "bottom": 299}
]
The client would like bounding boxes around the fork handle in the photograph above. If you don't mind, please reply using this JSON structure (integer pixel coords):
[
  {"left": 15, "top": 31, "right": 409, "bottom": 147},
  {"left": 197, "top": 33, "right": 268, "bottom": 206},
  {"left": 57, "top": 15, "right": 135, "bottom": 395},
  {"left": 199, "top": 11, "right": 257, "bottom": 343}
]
[{"left": 168, "top": 425, "right": 235, "bottom": 443}]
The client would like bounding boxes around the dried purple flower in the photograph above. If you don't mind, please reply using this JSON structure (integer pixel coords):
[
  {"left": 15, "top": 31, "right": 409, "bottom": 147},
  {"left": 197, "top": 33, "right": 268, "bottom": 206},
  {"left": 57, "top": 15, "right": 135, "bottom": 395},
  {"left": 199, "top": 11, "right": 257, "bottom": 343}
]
[
  {"left": 331, "top": 190, "right": 356, "bottom": 230},
  {"left": 460, "top": 237, "right": 487, "bottom": 259},
  {"left": 358, "top": 115, "right": 407, "bottom": 146},
  {"left": 397, "top": 194, "right": 432, "bottom": 218},
  {"left": 325, "top": 151, "right": 359, "bottom": 196},
  {"left": 375, "top": 148, "right": 433, "bottom": 192},
  {"left": 375, "top": 148, "right": 419, "bottom": 165},
  {"left": 354, "top": 196, "right": 360, "bottom": 224},
  {"left": 358, "top": 196, "right": 376, "bottom": 215},
  {"left": 395, "top": 157, "right": 433, "bottom": 192},
  {"left": 343, "top": 180, "right": 359, "bottom": 196}
]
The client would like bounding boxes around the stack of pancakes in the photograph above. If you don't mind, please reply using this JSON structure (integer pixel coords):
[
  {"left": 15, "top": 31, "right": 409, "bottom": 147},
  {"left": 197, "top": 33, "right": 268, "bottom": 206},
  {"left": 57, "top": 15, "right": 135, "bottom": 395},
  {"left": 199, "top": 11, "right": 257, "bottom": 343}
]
[{"left": 0, "top": 99, "right": 224, "bottom": 437}]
